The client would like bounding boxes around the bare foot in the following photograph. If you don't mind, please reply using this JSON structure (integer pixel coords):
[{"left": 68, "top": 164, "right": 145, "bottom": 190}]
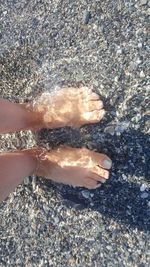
[
  {"left": 35, "top": 147, "right": 112, "bottom": 189},
  {"left": 28, "top": 87, "right": 105, "bottom": 129}
]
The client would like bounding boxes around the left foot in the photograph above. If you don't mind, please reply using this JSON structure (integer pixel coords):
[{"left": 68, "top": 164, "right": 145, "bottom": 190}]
[
  {"left": 35, "top": 146, "right": 112, "bottom": 189},
  {"left": 26, "top": 87, "right": 105, "bottom": 129}
]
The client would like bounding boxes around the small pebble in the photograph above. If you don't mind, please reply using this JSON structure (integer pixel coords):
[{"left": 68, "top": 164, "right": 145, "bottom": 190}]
[
  {"left": 114, "top": 76, "right": 119, "bottom": 82},
  {"left": 83, "top": 10, "right": 91, "bottom": 24},
  {"left": 115, "top": 121, "right": 130, "bottom": 134},
  {"left": 140, "top": 184, "right": 147, "bottom": 192},
  {"left": 54, "top": 217, "right": 59, "bottom": 224},
  {"left": 116, "top": 48, "right": 122, "bottom": 54},
  {"left": 104, "top": 125, "right": 115, "bottom": 135},
  {"left": 146, "top": 250, "right": 150, "bottom": 256},
  {"left": 147, "top": 8, "right": 150, "bottom": 15},
  {"left": 24, "top": 177, "right": 29, "bottom": 185},
  {"left": 145, "top": 85, "right": 150, "bottom": 94},
  {"left": 43, "top": 204, "right": 49, "bottom": 213},
  {"left": 139, "top": 0, "right": 148, "bottom": 5},
  {"left": 87, "top": 142, "right": 94, "bottom": 150},
  {"left": 136, "top": 58, "right": 142, "bottom": 65},
  {"left": 93, "top": 80, "right": 99, "bottom": 87},
  {"left": 81, "top": 190, "right": 90, "bottom": 199},
  {"left": 141, "top": 192, "right": 149, "bottom": 199},
  {"left": 106, "top": 245, "right": 112, "bottom": 251},
  {"left": 76, "top": 72, "right": 84, "bottom": 82},
  {"left": 3, "top": 11, "right": 7, "bottom": 15},
  {"left": 140, "top": 70, "right": 145, "bottom": 78},
  {"left": 138, "top": 43, "right": 143, "bottom": 48},
  {"left": 68, "top": 256, "right": 76, "bottom": 265}
]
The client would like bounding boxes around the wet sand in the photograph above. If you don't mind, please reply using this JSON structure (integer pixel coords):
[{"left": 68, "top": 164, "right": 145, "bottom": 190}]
[{"left": 0, "top": 1, "right": 150, "bottom": 266}]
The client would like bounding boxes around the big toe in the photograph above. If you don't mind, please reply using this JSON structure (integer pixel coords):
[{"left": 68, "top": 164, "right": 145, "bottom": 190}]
[{"left": 93, "top": 153, "right": 112, "bottom": 170}]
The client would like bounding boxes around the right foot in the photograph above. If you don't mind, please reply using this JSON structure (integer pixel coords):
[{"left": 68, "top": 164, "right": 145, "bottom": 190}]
[
  {"left": 25, "top": 87, "right": 105, "bottom": 129},
  {"left": 34, "top": 146, "right": 112, "bottom": 189}
]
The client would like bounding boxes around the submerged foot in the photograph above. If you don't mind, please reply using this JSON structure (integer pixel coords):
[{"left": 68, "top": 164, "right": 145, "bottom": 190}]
[
  {"left": 28, "top": 87, "right": 105, "bottom": 129},
  {"left": 35, "top": 147, "right": 112, "bottom": 189}
]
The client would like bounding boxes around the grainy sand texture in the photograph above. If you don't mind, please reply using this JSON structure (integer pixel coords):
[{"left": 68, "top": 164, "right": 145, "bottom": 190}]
[{"left": 0, "top": 0, "right": 150, "bottom": 266}]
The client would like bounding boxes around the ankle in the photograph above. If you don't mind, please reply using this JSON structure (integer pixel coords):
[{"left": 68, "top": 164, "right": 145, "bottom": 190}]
[
  {"left": 27, "top": 148, "right": 48, "bottom": 176},
  {"left": 21, "top": 148, "right": 43, "bottom": 175},
  {"left": 19, "top": 103, "right": 44, "bottom": 130}
]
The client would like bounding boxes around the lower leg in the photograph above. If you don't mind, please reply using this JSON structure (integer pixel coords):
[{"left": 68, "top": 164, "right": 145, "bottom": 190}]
[
  {"left": 0, "top": 150, "right": 37, "bottom": 202},
  {"left": 0, "top": 98, "right": 43, "bottom": 134},
  {"left": 0, "top": 146, "right": 112, "bottom": 202}
]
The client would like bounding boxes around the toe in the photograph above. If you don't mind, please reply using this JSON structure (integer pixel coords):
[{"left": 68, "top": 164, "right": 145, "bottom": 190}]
[
  {"left": 87, "top": 100, "right": 103, "bottom": 111},
  {"left": 82, "top": 109, "right": 105, "bottom": 123},
  {"left": 92, "top": 152, "right": 112, "bottom": 170},
  {"left": 90, "top": 172, "right": 107, "bottom": 183},
  {"left": 91, "top": 166, "right": 109, "bottom": 179},
  {"left": 84, "top": 178, "right": 101, "bottom": 189},
  {"left": 85, "top": 92, "right": 100, "bottom": 101}
]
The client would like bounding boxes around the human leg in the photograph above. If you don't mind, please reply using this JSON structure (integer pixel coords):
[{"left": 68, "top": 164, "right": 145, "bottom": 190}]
[
  {"left": 0, "top": 150, "right": 37, "bottom": 202},
  {"left": 0, "top": 87, "right": 105, "bottom": 133},
  {"left": 0, "top": 147, "right": 112, "bottom": 202},
  {"left": 0, "top": 98, "right": 43, "bottom": 134}
]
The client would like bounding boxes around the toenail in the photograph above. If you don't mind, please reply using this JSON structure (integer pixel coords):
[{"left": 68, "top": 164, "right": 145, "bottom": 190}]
[
  {"left": 103, "top": 159, "right": 112, "bottom": 169},
  {"left": 101, "top": 110, "right": 106, "bottom": 116},
  {"left": 100, "top": 178, "right": 106, "bottom": 183},
  {"left": 99, "top": 101, "right": 103, "bottom": 107},
  {"left": 96, "top": 183, "right": 101, "bottom": 188}
]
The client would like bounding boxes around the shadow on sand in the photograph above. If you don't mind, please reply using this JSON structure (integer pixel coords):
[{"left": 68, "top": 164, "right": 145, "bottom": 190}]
[{"left": 36, "top": 106, "right": 150, "bottom": 232}]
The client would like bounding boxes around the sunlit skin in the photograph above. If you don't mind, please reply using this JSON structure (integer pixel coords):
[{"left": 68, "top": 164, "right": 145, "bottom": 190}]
[
  {"left": 24, "top": 87, "right": 112, "bottom": 188},
  {"left": 0, "top": 87, "right": 112, "bottom": 201},
  {"left": 35, "top": 146, "right": 112, "bottom": 189},
  {"left": 25, "top": 87, "right": 106, "bottom": 129}
]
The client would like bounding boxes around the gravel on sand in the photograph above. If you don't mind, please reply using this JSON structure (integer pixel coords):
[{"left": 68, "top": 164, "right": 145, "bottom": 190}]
[{"left": 0, "top": 0, "right": 150, "bottom": 266}]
